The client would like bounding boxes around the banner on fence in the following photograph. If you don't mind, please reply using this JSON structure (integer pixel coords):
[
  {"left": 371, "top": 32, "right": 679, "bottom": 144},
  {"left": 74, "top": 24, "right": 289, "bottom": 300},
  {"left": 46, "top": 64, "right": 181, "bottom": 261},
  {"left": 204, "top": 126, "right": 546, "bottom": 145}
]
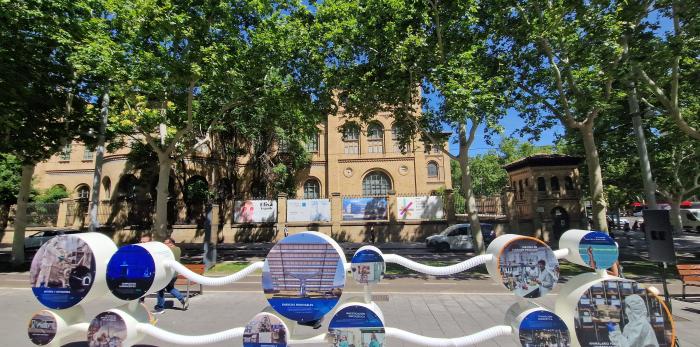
[
  {"left": 342, "top": 197, "right": 388, "bottom": 221},
  {"left": 233, "top": 200, "right": 277, "bottom": 223},
  {"left": 397, "top": 196, "right": 445, "bottom": 220},
  {"left": 287, "top": 199, "right": 331, "bottom": 222}
]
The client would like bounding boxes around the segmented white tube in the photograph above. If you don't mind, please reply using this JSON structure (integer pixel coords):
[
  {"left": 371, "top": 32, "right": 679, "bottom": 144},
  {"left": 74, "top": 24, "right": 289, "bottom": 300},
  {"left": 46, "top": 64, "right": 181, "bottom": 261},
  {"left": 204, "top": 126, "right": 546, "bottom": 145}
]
[
  {"left": 289, "top": 333, "right": 328, "bottom": 345},
  {"left": 385, "top": 325, "right": 512, "bottom": 346},
  {"left": 553, "top": 248, "right": 570, "bottom": 259},
  {"left": 62, "top": 322, "right": 89, "bottom": 337},
  {"left": 137, "top": 324, "right": 245, "bottom": 345},
  {"left": 165, "top": 261, "right": 264, "bottom": 286},
  {"left": 383, "top": 254, "right": 492, "bottom": 276}
]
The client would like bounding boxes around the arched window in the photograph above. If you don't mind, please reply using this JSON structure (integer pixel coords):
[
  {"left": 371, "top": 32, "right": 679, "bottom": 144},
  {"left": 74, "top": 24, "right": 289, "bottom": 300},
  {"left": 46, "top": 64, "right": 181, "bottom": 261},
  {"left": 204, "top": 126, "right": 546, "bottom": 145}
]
[
  {"left": 537, "top": 177, "right": 546, "bottom": 192},
  {"left": 550, "top": 177, "right": 560, "bottom": 192},
  {"left": 367, "top": 122, "right": 384, "bottom": 153},
  {"left": 102, "top": 177, "right": 111, "bottom": 200},
  {"left": 76, "top": 185, "right": 90, "bottom": 200},
  {"left": 303, "top": 179, "right": 321, "bottom": 199},
  {"left": 343, "top": 123, "right": 360, "bottom": 154},
  {"left": 363, "top": 171, "right": 392, "bottom": 196},
  {"left": 564, "top": 176, "right": 574, "bottom": 191},
  {"left": 427, "top": 161, "right": 439, "bottom": 178},
  {"left": 117, "top": 174, "right": 138, "bottom": 201}
]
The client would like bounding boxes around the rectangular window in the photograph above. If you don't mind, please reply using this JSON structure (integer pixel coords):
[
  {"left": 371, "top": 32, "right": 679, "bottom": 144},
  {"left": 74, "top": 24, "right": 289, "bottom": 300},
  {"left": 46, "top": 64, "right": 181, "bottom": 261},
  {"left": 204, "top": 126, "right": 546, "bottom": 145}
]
[
  {"left": 305, "top": 133, "right": 319, "bottom": 153},
  {"left": 367, "top": 140, "right": 383, "bottom": 153},
  {"left": 83, "top": 148, "right": 94, "bottom": 161},
  {"left": 344, "top": 141, "right": 359, "bottom": 154},
  {"left": 59, "top": 144, "right": 72, "bottom": 161}
]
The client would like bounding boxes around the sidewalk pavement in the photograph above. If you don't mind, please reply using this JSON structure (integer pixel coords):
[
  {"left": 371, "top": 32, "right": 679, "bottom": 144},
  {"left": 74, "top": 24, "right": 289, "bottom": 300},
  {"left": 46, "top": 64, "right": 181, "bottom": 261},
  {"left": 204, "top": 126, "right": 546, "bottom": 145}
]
[{"left": 1, "top": 271, "right": 699, "bottom": 347}]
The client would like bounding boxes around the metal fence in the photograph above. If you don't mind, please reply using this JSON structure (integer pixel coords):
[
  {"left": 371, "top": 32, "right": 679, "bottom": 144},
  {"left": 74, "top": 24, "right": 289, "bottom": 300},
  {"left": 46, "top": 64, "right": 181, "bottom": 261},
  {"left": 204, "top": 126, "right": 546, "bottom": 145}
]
[{"left": 24, "top": 203, "right": 60, "bottom": 227}]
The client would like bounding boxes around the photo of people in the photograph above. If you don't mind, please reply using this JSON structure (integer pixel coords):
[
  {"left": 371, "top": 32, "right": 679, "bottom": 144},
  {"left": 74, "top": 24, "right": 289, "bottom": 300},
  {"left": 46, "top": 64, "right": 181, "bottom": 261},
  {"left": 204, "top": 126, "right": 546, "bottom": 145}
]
[
  {"left": 27, "top": 310, "right": 57, "bottom": 345},
  {"left": 329, "top": 305, "right": 385, "bottom": 347},
  {"left": 29, "top": 235, "right": 96, "bottom": 309},
  {"left": 518, "top": 310, "right": 570, "bottom": 347},
  {"left": 351, "top": 248, "right": 385, "bottom": 285},
  {"left": 106, "top": 245, "right": 156, "bottom": 300},
  {"left": 243, "top": 312, "right": 288, "bottom": 347},
  {"left": 498, "top": 238, "right": 559, "bottom": 298},
  {"left": 234, "top": 200, "right": 277, "bottom": 223},
  {"left": 574, "top": 279, "right": 674, "bottom": 347},
  {"left": 578, "top": 232, "right": 619, "bottom": 270},
  {"left": 262, "top": 233, "right": 345, "bottom": 322},
  {"left": 87, "top": 312, "right": 127, "bottom": 347}
]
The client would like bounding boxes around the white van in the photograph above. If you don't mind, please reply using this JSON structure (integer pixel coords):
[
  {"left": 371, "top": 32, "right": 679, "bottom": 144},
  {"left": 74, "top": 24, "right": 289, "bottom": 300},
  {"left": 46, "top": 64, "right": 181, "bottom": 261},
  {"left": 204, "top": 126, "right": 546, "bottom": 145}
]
[{"left": 680, "top": 209, "right": 700, "bottom": 232}]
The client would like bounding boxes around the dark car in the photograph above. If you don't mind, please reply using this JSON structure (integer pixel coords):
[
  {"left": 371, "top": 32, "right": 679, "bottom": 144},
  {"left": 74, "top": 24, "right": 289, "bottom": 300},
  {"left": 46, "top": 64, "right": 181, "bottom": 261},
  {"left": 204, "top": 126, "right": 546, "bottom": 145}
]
[
  {"left": 425, "top": 223, "right": 495, "bottom": 251},
  {"left": 24, "top": 229, "right": 82, "bottom": 250}
]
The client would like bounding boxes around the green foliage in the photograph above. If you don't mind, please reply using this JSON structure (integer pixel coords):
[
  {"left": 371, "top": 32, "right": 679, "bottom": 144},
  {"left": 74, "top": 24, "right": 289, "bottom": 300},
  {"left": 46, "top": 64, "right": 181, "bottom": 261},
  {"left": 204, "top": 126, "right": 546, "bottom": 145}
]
[
  {"left": 0, "top": 154, "right": 21, "bottom": 204},
  {"left": 34, "top": 186, "right": 69, "bottom": 204}
]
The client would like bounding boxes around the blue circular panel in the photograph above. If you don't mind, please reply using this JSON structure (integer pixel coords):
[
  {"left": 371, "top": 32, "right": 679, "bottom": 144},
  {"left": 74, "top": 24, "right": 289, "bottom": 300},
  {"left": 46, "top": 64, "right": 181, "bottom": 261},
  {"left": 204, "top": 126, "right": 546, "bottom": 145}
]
[
  {"left": 242, "top": 312, "right": 288, "bottom": 347},
  {"left": 106, "top": 245, "right": 156, "bottom": 300},
  {"left": 579, "top": 231, "right": 618, "bottom": 270},
  {"left": 262, "top": 233, "right": 345, "bottom": 323},
  {"left": 351, "top": 249, "right": 385, "bottom": 285},
  {"left": 329, "top": 305, "right": 385, "bottom": 347},
  {"left": 30, "top": 235, "right": 96, "bottom": 309},
  {"left": 519, "top": 310, "right": 570, "bottom": 347}
]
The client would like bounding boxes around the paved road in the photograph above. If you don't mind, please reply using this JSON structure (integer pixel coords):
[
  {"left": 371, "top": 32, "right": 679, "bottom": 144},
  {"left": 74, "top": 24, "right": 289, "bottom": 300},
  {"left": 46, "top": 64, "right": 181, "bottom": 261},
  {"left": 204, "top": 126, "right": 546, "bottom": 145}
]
[{"left": 2, "top": 273, "right": 699, "bottom": 347}]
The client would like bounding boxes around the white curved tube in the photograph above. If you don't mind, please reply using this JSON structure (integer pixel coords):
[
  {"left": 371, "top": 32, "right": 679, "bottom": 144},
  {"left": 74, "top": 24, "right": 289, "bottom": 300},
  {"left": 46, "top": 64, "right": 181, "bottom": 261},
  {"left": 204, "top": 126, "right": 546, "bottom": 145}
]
[
  {"left": 553, "top": 248, "right": 569, "bottom": 259},
  {"left": 383, "top": 254, "right": 492, "bottom": 276},
  {"left": 289, "top": 333, "right": 328, "bottom": 345},
  {"left": 165, "top": 261, "right": 264, "bottom": 286},
  {"left": 62, "top": 323, "right": 89, "bottom": 337},
  {"left": 137, "top": 324, "right": 245, "bottom": 345},
  {"left": 385, "top": 325, "right": 512, "bottom": 346}
]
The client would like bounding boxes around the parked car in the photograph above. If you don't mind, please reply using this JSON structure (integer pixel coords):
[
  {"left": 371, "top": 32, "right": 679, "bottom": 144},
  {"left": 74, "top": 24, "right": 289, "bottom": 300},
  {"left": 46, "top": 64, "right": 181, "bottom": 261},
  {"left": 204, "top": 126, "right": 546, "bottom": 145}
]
[
  {"left": 681, "top": 209, "right": 700, "bottom": 233},
  {"left": 425, "top": 223, "right": 495, "bottom": 252},
  {"left": 24, "top": 229, "right": 82, "bottom": 250}
]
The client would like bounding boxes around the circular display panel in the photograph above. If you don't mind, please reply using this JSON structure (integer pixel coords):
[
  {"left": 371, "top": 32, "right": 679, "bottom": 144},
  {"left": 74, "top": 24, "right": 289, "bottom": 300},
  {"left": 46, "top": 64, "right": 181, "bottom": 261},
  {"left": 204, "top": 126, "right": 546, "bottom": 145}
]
[
  {"left": 574, "top": 279, "right": 675, "bottom": 347},
  {"left": 30, "top": 235, "right": 96, "bottom": 309},
  {"left": 329, "top": 305, "right": 385, "bottom": 347},
  {"left": 518, "top": 310, "right": 570, "bottom": 347},
  {"left": 262, "top": 232, "right": 345, "bottom": 323},
  {"left": 498, "top": 237, "right": 559, "bottom": 298},
  {"left": 351, "top": 247, "right": 385, "bottom": 285},
  {"left": 27, "top": 310, "right": 57, "bottom": 345},
  {"left": 578, "top": 231, "right": 618, "bottom": 270},
  {"left": 106, "top": 245, "right": 156, "bottom": 300},
  {"left": 88, "top": 312, "right": 127, "bottom": 347},
  {"left": 242, "top": 312, "right": 288, "bottom": 347}
]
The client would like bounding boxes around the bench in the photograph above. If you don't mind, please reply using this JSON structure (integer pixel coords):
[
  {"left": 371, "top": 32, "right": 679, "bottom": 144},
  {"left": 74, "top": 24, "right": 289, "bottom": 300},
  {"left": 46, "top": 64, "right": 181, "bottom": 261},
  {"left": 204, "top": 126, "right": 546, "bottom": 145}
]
[
  {"left": 677, "top": 264, "right": 700, "bottom": 300},
  {"left": 175, "top": 263, "right": 205, "bottom": 298}
]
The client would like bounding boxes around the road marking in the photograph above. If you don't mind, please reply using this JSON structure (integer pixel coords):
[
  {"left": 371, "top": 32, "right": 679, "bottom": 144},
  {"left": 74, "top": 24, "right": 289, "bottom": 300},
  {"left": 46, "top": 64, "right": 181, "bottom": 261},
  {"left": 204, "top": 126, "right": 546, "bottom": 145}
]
[{"left": 424, "top": 282, "right": 459, "bottom": 285}]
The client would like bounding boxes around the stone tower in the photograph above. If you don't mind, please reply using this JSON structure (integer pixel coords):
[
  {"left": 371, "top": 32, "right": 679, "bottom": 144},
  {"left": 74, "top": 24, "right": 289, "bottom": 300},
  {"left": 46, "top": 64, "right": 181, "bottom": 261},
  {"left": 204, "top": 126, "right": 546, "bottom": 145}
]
[{"left": 503, "top": 154, "right": 586, "bottom": 243}]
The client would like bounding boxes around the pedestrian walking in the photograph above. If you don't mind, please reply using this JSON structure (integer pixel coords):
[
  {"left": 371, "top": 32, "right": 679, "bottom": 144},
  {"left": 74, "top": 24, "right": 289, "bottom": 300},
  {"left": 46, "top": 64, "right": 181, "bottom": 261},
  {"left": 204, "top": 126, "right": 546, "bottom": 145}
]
[
  {"left": 284, "top": 226, "right": 289, "bottom": 238},
  {"left": 370, "top": 225, "right": 376, "bottom": 244},
  {"left": 153, "top": 237, "right": 189, "bottom": 314}
]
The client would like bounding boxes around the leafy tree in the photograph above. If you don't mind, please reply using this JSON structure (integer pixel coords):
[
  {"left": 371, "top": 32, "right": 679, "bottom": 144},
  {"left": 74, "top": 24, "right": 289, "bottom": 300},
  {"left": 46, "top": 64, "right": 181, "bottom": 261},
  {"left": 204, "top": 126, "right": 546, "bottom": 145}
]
[
  {"left": 490, "top": 0, "right": 637, "bottom": 232},
  {"left": 0, "top": 154, "right": 21, "bottom": 229},
  {"left": 632, "top": 1, "right": 700, "bottom": 141},
  {"left": 34, "top": 186, "right": 70, "bottom": 204},
  {"left": 316, "top": 0, "right": 510, "bottom": 253},
  {"left": 0, "top": 0, "right": 93, "bottom": 263}
]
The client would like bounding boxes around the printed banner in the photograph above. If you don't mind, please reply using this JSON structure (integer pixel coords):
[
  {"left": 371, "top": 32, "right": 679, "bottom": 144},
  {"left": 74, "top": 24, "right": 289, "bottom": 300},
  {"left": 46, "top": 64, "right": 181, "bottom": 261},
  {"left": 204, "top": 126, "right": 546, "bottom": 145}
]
[
  {"left": 397, "top": 196, "right": 445, "bottom": 220},
  {"left": 287, "top": 199, "right": 331, "bottom": 222},
  {"left": 342, "top": 197, "right": 388, "bottom": 221},
  {"left": 234, "top": 200, "right": 277, "bottom": 223}
]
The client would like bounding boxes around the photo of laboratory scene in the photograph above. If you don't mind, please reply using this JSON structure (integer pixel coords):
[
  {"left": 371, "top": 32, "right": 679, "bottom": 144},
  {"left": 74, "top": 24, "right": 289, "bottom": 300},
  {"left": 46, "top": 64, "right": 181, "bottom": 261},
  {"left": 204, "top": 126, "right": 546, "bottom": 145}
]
[
  {"left": 519, "top": 329, "right": 570, "bottom": 347},
  {"left": 574, "top": 279, "right": 674, "bottom": 347},
  {"left": 87, "top": 312, "right": 127, "bottom": 347},
  {"left": 262, "top": 233, "right": 345, "bottom": 322},
  {"left": 351, "top": 249, "right": 385, "bottom": 285},
  {"left": 329, "top": 328, "right": 385, "bottom": 347},
  {"left": 243, "top": 313, "right": 287, "bottom": 347},
  {"left": 498, "top": 238, "right": 559, "bottom": 298}
]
